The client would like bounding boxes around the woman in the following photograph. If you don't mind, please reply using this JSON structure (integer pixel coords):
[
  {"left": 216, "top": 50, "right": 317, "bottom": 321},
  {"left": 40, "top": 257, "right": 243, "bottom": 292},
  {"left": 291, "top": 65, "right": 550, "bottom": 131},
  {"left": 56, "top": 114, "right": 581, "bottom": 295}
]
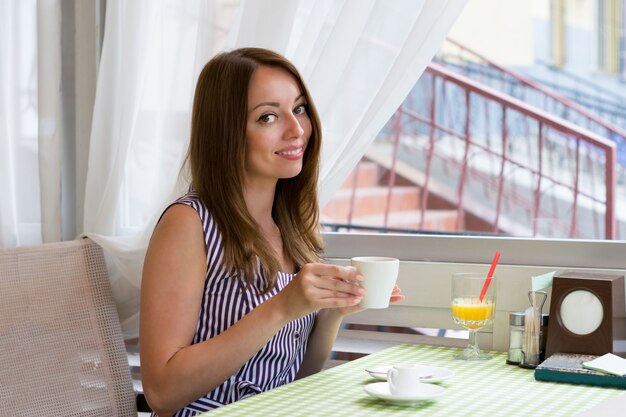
[{"left": 140, "top": 48, "right": 403, "bottom": 417}]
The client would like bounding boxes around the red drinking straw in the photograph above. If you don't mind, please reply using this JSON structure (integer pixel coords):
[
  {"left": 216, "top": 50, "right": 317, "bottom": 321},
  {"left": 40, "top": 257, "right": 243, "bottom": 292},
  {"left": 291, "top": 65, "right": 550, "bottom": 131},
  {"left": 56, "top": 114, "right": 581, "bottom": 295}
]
[{"left": 479, "top": 250, "right": 500, "bottom": 302}]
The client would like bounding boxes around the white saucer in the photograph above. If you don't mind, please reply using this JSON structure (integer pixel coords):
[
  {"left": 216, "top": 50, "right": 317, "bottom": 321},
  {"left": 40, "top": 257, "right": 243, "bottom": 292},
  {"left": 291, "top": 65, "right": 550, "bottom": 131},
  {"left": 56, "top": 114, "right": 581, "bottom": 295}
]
[
  {"left": 363, "top": 381, "right": 446, "bottom": 405},
  {"left": 365, "top": 365, "right": 454, "bottom": 383}
]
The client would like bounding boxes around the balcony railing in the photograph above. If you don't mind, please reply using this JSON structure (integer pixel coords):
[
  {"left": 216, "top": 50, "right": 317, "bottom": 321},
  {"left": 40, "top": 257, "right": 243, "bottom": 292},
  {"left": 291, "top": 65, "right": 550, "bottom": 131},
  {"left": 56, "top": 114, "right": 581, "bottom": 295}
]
[
  {"left": 328, "top": 61, "right": 617, "bottom": 240},
  {"left": 437, "top": 38, "right": 626, "bottom": 169}
]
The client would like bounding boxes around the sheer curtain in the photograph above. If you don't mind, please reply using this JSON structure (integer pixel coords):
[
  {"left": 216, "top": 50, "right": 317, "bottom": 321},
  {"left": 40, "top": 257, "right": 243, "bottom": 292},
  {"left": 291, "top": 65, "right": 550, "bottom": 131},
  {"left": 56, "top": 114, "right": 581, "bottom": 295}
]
[
  {"left": 83, "top": 0, "right": 242, "bottom": 336},
  {"left": 2, "top": 0, "right": 466, "bottom": 338},
  {"left": 0, "top": 0, "right": 41, "bottom": 247},
  {"left": 1, "top": 0, "right": 87, "bottom": 248}
]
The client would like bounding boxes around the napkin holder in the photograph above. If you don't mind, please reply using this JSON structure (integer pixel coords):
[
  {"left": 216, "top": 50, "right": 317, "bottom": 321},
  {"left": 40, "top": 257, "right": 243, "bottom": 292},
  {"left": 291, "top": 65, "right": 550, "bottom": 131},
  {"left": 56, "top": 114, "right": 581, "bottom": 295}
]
[{"left": 545, "top": 272, "right": 625, "bottom": 358}]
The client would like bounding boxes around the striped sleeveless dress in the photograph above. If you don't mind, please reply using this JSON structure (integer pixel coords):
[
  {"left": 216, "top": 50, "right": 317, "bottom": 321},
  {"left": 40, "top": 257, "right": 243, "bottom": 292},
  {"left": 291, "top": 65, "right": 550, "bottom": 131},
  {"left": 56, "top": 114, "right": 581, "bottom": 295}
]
[{"left": 164, "top": 192, "right": 317, "bottom": 417}]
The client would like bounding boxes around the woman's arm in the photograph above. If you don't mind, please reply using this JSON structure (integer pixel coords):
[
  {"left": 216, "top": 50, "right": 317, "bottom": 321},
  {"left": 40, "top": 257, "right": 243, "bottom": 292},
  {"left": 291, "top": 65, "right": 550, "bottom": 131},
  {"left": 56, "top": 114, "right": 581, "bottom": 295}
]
[
  {"left": 140, "top": 204, "right": 366, "bottom": 417},
  {"left": 295, "top": 308, "right": 344, "bottom": 378},
  {"left": 140, "top": 204, "right": 292, "bottom": 416}
]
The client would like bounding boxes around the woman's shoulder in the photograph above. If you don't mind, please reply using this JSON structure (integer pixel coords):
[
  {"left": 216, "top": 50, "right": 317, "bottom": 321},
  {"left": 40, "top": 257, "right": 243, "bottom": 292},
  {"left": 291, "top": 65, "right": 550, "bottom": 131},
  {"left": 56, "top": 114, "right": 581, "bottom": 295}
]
[
  {"left": 172, "top": 190, "right": 204, "bottom": 209},
  {"left": 167, "top": 191, "right": 214, "bottom": 222},
  {"left": 156, "top": 192, "right": 213, "bottom": 236},
  {"left": 156, "top": 202, "right": 204, "bottom": 240},
  {"left": 163, "top": 192, "right": 223, "bottom": 251}
]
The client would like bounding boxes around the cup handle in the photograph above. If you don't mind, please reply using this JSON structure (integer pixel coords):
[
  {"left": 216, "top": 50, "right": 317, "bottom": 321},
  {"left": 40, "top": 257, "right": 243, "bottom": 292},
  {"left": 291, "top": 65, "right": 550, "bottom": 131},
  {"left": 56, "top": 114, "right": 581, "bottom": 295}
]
[{"left": 387, "top": 367, "right": 397, "bottom": 392}]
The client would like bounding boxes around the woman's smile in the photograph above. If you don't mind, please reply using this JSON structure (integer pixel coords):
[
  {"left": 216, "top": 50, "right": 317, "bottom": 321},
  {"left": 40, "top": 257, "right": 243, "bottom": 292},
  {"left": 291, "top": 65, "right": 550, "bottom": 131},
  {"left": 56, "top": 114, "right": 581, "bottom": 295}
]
[{"left": 275, "top": 145, "right": 305, "bottom": 159}]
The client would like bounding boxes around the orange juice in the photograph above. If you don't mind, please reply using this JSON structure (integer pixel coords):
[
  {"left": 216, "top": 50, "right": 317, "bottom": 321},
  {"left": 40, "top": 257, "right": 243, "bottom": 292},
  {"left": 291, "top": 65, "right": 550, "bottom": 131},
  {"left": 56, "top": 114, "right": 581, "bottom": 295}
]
[{"left": 451, "top": 298, "right": 495, "bottom": 329}]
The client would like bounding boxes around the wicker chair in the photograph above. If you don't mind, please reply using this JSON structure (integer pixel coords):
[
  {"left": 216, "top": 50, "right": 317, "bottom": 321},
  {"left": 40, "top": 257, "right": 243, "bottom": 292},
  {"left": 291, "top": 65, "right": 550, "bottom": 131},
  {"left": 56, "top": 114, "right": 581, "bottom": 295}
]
[{"left": 0, "top": 238, "right": 137, "bottom": 416}]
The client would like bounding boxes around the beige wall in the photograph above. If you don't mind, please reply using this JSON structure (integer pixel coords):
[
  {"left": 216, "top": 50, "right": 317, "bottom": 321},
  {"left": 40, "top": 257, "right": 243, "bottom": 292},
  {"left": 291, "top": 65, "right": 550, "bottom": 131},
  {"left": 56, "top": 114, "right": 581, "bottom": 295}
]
[
  {"left": 444, "top": 0, "right": 537, "bottom": 66},
  {"left": 444, "top": 0, "right": 598, "bottom": 68},
  {"left": 567, "top": 0, "right": 595, "bottom": 31}
]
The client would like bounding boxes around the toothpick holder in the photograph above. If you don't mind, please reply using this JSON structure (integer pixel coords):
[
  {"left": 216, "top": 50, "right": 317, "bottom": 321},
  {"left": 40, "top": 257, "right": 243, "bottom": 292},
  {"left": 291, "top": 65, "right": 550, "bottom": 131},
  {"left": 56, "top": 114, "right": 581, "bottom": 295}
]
[{"left": 520, "top": 291, "right": 548, "bottom": 369}]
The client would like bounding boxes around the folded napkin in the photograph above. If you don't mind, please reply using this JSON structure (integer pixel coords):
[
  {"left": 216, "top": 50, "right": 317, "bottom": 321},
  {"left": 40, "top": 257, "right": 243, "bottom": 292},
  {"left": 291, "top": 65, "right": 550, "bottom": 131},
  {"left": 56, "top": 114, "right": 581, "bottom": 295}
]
[{"left": 582, "top": 353, "right": 626, "bottom": 377}]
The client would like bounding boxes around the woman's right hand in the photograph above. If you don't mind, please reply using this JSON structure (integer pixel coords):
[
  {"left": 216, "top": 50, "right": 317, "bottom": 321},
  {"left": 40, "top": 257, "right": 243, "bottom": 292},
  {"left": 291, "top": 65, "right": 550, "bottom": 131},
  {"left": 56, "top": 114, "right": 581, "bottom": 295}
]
[{"left": 276, "top": 263, "right": 365, "bottom": 321}]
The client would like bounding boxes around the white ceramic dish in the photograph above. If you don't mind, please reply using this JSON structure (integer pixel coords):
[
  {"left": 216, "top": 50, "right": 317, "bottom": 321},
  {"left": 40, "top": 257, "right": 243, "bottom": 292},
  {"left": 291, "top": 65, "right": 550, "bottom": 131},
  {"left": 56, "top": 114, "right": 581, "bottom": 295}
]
[
  {"left": 363, "top": 381, "right": 446, "bottom": 405},
  {"left": 365, "top": 364, "right": 454, "bottom": 383}
]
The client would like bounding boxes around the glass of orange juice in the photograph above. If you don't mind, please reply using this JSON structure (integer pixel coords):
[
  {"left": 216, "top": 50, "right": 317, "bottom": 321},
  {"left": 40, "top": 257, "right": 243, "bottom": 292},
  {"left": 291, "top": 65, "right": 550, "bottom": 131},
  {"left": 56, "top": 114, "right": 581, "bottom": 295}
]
[{"left": 451, "top": 272, "right": 496, "bottom": 360}]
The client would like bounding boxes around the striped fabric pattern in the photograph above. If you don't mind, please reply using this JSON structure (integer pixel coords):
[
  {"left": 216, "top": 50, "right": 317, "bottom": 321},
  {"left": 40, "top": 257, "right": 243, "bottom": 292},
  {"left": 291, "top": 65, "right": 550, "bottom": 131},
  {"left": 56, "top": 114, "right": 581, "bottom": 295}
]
[{"left": 162, "top": 192, "right": 316, "bottom": 417}]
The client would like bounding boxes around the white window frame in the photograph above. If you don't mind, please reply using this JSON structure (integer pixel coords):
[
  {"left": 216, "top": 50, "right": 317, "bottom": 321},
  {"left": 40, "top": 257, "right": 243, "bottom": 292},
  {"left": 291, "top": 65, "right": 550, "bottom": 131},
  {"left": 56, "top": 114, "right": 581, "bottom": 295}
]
[
  {"left": 323, "top": 232, "right": 626, "bottom": 352},
  {"left": 323, "top": 232, "right": 626, "bottom": 269}
]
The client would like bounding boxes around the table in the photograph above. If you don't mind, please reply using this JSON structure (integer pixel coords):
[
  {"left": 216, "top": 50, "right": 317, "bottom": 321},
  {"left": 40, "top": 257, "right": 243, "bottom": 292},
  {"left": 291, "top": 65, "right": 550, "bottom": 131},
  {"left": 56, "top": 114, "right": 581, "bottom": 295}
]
[{"left": 200, "top": 344, "right": 624, "bottom": 417}]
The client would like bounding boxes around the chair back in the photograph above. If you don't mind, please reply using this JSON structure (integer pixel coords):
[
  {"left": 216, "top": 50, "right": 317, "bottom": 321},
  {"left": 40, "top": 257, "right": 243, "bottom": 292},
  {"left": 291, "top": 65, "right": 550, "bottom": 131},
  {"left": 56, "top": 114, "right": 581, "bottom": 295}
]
[{"left": 0, "top": 238, "right": 137, "bottom": 416}]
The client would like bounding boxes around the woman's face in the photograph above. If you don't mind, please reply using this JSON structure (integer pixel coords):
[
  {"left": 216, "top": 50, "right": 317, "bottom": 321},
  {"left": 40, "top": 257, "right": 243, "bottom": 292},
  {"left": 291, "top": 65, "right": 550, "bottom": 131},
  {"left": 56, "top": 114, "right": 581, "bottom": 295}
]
[{"left": 244, "top": 65, "right": 312, "bottom": 187}]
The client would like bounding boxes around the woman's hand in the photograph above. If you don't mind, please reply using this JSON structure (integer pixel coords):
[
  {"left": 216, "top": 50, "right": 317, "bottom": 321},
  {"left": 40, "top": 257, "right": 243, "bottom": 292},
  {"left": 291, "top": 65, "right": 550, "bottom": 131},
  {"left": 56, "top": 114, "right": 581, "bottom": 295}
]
[
  {"left": 276, "top": 263, "right": 365, "bottom": 321},
  {"left": 389, "top": 284, "right": 405, "bottom": 303},
  {"left": 333, "top": 284, "right": 405, "bottom": 317}
]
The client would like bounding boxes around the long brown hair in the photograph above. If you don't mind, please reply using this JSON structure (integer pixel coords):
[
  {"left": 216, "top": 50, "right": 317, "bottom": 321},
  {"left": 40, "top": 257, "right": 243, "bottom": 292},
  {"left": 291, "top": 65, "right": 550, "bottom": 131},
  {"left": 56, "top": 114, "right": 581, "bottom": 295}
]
[{"left": 187, "top": 48, "right": 323, "bottom": 294}]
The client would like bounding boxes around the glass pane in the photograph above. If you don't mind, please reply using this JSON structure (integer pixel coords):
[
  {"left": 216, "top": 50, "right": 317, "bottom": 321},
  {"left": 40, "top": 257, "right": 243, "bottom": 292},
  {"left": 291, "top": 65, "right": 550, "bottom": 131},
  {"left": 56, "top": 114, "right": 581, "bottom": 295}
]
[{"left": 323, "top": 2, "right": 626, "bottom": 241}]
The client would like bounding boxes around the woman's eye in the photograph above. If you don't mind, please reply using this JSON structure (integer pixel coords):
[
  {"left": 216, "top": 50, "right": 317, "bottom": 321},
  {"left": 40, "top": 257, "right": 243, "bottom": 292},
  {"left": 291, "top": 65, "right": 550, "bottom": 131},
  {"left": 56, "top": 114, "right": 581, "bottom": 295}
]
[
  {"left": 294, "top": 104, "right": 308, "bottom": 115},
  {"left": 258, "top": 113, "right": 277, "bottom": 123}
]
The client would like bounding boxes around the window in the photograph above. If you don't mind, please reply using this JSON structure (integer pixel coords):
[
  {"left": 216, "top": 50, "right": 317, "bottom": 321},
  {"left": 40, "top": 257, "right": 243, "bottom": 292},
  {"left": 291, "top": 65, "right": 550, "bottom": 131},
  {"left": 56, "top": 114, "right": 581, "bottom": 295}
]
[{"left": 323, "top": 0, "right": 626, "bottom": 243}]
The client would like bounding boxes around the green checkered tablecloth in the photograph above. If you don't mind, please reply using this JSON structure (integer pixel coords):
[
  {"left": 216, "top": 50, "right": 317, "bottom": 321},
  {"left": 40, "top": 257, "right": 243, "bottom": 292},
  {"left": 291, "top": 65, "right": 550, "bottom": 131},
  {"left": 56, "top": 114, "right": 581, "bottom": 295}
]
[{"left": 200, "top": 344, "right": 624, "bottom": 417}]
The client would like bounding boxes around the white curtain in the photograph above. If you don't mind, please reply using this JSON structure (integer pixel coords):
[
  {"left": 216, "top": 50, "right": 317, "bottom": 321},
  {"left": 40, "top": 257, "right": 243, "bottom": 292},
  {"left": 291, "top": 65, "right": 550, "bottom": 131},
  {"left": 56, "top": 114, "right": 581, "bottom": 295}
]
[
  {"left": 2, "top": 0, "right": 467, "bottom": 338},
  {"left": 0, "top": 0, "right": 41, "bottom": 247},
  {"left": 83, "top": 0, "right": 242, "bottom": 336},
  {"left": 1, "top": 0, "right": 77, "bottom": 247}
]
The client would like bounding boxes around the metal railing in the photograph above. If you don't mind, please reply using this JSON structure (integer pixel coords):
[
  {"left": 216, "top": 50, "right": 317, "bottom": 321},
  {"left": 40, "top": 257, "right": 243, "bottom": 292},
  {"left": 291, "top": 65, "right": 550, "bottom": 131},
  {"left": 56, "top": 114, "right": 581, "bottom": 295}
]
[
  {"left": 329, "top": 62, "right": 617, "bottom": 240},
  {"left": 437, "top": 38, "right": 626, "bottom": 168}
]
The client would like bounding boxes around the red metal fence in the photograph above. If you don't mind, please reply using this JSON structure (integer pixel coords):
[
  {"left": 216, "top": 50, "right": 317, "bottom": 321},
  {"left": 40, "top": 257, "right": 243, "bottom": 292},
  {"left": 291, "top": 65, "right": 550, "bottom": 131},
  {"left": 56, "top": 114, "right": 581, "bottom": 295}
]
[
  {"left": 331, "top": 62, "right": 617, "bottom": 240},
  {"left": 438, "top": 39, "right": 626, "bottom": 168}
]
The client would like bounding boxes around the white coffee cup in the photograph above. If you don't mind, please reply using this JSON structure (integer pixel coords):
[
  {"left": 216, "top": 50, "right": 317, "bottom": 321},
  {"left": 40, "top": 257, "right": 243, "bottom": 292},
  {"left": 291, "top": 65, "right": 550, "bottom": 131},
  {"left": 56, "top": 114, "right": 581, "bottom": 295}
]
[
  {"left": 350, "top": 256, "right": 399, "bottom": 309},
  {"left": 387, "top": 364, "right": 424, "bottom": 396}
]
